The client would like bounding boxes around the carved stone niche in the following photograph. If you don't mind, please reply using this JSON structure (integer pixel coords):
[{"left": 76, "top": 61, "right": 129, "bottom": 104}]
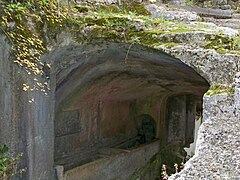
[{"left": 55, "top": 110, "right": 81, "bottom": 137}]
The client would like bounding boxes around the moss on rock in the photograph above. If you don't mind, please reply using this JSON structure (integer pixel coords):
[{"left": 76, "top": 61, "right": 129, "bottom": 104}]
[
  {"left": 1, "top": 0, "right": 239, "bottom": 82},
  {"left": 204, "top": 34, "right": 240, "bottom": 54},
  {"left": 205, "top": 84, "right": 234, "bottom": 96}
]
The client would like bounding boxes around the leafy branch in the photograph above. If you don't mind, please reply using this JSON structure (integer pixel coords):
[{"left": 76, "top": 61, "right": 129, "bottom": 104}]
[{"left": 0, "top": 145, "right": 26, "bottom": 180}]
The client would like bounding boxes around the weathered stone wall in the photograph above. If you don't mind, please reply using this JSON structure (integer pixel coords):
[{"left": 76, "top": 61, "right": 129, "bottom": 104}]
[
  {"left": 1, "top": 1, "right": 239, "bottom": 178},
  {"left": 0, "top": 34, "right": 13, "bottom": 149},
  {"left": 50, "top": 41, "right": 208, "bottom": 172},
  {"left": 99, "top": 101, "right": 135, "bottom": 144},
  {"left": 1, "top": 31, "right": 238, "bottom": 180},
  {"left": 170, "top": 73, "right": 240, "bottom": 179},
  {"left": 159, "top": 43, "right": 240, "bottom": 85},
  {"left": 0, "top": 33, "right": 55, "bottom": 180}
]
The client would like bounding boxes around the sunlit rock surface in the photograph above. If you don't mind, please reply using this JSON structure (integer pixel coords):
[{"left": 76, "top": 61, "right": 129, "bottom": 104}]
[{"left": 0, "top": 1, "right": 240, "bottom": 179}]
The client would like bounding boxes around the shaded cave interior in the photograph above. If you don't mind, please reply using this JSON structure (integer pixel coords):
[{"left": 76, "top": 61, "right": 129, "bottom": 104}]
[{"left": 53, "top": 44, "right": 209, "bottom": 172}]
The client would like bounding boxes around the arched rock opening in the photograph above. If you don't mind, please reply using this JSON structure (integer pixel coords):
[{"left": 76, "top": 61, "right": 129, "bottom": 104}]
[{"left": 52, "top": 42, "right": 209, "bottom": 177}]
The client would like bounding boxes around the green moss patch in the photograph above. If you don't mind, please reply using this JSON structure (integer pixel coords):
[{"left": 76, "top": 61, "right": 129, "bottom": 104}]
[
  {"left": 205, "top": 84, "right": 234, "bottom": 96},
  {"left": 0, "top": 0, "right": 68, "bottom": 91},
  {"left": 1, "top": 0, "right": 239, "bottom": 88},
  {"left": 204, "top": 34, "right": 240, "bottom": 54}
]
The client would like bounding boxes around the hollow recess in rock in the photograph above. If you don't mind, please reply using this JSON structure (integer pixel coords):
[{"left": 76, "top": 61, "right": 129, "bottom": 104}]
[{"left": 52, "top": 42, "right": 209, "bottom": 177}]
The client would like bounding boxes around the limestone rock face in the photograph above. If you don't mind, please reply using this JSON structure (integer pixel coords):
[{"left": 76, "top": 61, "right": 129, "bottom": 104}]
[
  {"left": 145, "top": 4, "right": 199, "bottom": 21},
  {"left": 170, "top": 83, "right": 240, "bottom": 179},
  {"left": 159, "top": 45, "right": 239, "bottom": 84},
  {"left": 0, "top": 34, "right": 14, "bottom": 149},
  {"left": 0, "top": 33, "right": 55, "bottom": 180},
  {"left": 1, "top": 1, "right": 240, "bottom": 179},
  {"left": 169, "top": 66, "right": 240, "bottom": 180},
  {"left": 234, "top": 72, "right": 240, "bottom": 118}
]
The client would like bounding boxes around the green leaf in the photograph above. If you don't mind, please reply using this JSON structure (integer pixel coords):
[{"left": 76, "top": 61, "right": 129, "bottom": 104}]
[{"left": 1, "top": 145, "right": 8, "bottom": 153}]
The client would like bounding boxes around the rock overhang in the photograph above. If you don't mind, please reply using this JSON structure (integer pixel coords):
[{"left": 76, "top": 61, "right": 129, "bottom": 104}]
[
  {"left": 1, "top": 1, "right": 240, "bottom": 179},
  {"left": 50, "top": 42, "right": 209, "bottom": 109},
  {"left": 51, "top": 41, "right": 210, "bottom": 174},
  {"left": 37, "top": 1, "right": 239, "bottom": 93}
]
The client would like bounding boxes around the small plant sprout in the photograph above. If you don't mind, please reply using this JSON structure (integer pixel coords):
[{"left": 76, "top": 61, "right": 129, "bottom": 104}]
[
  {"left": 161, "top": 164, "right": 169, "bottom": 180},
  {"left": 174, "top": 163, "right": 178, "bottom": 173}
]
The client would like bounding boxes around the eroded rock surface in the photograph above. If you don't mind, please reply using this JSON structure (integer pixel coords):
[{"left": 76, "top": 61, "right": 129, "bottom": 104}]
[
  {"left": 1, "top": 1, "right": 240, "bottom": 179},
  {"left": 170, "top": 78, "right": 240, "bottom": 179},
  {"left": 145, "top": 4, "right": 199, "bottom": 21}
]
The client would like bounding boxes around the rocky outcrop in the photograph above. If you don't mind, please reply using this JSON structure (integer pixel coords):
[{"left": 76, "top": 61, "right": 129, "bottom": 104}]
[
  {"left": 159, "top": 46, "right": 240, "bottom": 84},
  {"left": 203, "top": 14, "right": 240, "bottom": 31},
  {"left": 0, "top": 1, "right": 240, "bottom": 179},
  {"left": 0, "top": 33, "right": 55, "bottom": 179},
  {"left": 169, "top": 73, "right": 240, "bottom": 179},
  {"left": 145, "top": 4, "right": 199, "bottom": 21}
]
